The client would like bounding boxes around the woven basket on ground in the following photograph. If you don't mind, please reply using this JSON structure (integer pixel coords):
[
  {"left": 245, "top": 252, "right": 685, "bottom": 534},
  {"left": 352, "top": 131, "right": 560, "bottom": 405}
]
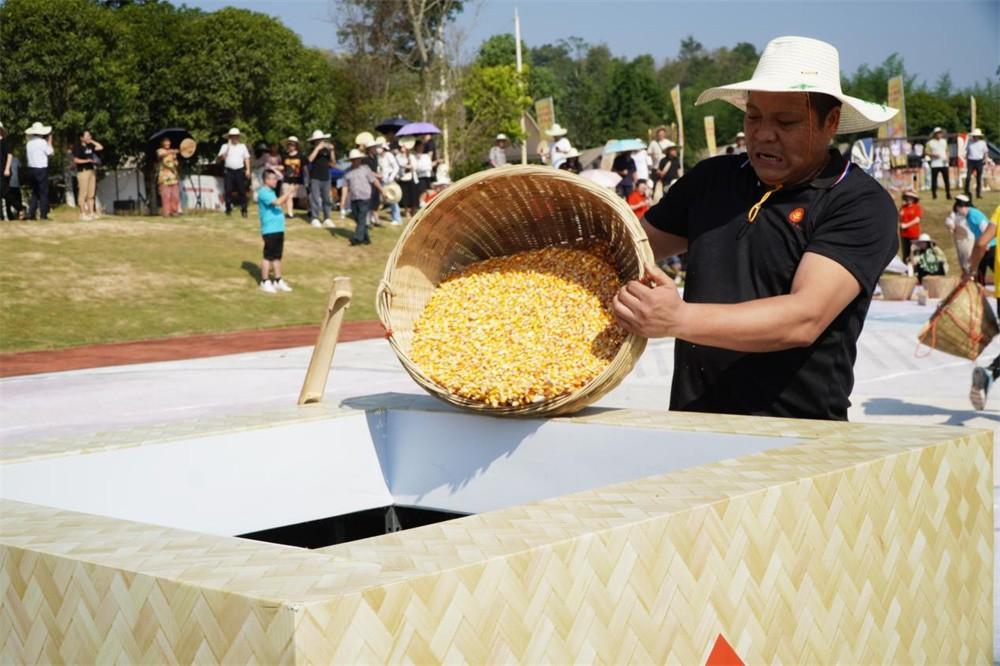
[
  {"left": 918, "top": 279, "right": 999, "bottom": 360},
  {"left": 922, "top": 275, "right": 959, "bottom": 299},
  {"left": 376, "top": 165, "right": 654, "bottom": 417},
  {"left": 879, "top": 275, "right": 917, "bottom": 301}
]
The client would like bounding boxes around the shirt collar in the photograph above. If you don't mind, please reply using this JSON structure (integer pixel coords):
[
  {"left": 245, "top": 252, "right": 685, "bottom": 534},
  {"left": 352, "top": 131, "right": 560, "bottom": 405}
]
[{"left": 807, "top": 149, "right": 851, "bottom": 189}]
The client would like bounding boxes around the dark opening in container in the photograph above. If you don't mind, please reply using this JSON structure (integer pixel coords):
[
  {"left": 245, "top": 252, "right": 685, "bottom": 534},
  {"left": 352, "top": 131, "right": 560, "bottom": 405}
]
[{"left": 237, "top": 505, "right": 467, "bottom": 549}]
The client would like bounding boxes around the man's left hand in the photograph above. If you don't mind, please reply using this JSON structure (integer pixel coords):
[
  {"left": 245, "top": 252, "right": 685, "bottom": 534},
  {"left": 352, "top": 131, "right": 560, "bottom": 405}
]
[{"left": 612, "top": 263, "right": 685, "bottom": 338}]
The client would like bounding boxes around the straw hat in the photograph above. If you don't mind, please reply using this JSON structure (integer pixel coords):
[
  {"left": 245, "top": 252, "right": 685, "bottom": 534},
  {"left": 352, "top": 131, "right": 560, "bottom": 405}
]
[
  {"left": 348, "top": 148, "right": 365, "bottom": 160},
  {"left": 382, "top": 181, "right": 403, "bottom": 204},
  {"left": 970, "top": 128, "right": 984, "bottom": 137},
  {"left": 902, "top": 189, "right": 920, "bottom": 201},
  {"left": 374, "top": 136, "right": 387, "bottom": 148},
  {"left": 695, "top": 36, "right": 898, "bottom": 134},
  {"left": 26, "top": 121, "right": 52, "bottom": 136},
  {"left": 564, "top": 148, "right": 581, "bottom": 159},
  {"left": 545, "top": 123, "right": 568, "bottom": 137},
  {"left": 735, "top": 131, "right": 746, "bottom": 139},
  {"left": 227, "top": 127, "right": 241, "bottom": 136},
  {"left": 661, "top": 139, "right": 677, "bottom": 149},
  {"left": 355, "top": 131, "right": 374, "bottom": 147},
  {"left": 398, "top": 136, "right": 416, "bottom": 150},
  {"left": 285, "top": 135, "right": 300, "bottom": 145},
  {"left": 309, "top": 129, "right": 331, "bottom": 141},
  {"left": 496, "top": 133, "right": 508, "bottom": 141},
  {"left": 917, "top": 233, "right": 934, "bottom": 244},
  {"left": 955, "top": 194, "right": 971, "bottom": 205},
  {"left": 931, "top": 127, "right": 945, "bottom": 136}
]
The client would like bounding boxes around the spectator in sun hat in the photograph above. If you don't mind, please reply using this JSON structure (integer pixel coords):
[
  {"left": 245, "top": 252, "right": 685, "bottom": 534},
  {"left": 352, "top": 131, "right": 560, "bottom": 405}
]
[
  {"left": 965, "top": 128, "right": 988, "bottom": 199},
  {"left": 925, "top": 127, "right": 950, "bottom": 199},
  {"left": 489, "top": 133, "right": 509, "bottom": 168},
  {"left": 546, "top": 123, "right": 572, "bottom": 169},
  {"left": 306, "top": 129, "right": 335, "bottom": 228},
  {"left": 281, "top": 137, "right": 303, "bottom": 219},
  {"left": 375, "top": 136, "right": 402, "bottom": 225},
  {"left": 733, "top": 131, "right": 747, "bottom": 154},
  {"left": 907, "top": 232, "right": 947, "bottom": 282},
  {"left": 648, "top": 126, "right": 670, "bottom": 172},
  {"left": 613, "top": 35, "right": 900, "bottom": 420},
  {"left": 340, "top": 148, "right": 384, "bottom": 246},
  {"left": 24, "top": 121, "right": 54, "bottom": 220},
  {"left": 217, "top": 127, "right": 251, "bottom": 218},
  {"left": 898, "top": 189, "right": 922, "bottom": 259},
  {"left": 557, "top": 147, "right": 582, "bottom": 174}
]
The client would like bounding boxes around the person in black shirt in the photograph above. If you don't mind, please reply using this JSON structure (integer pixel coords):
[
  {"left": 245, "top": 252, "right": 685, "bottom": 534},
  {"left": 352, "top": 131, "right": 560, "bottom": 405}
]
[
  {"left": 611, "top": 36, "right": 898, "bottom": 421},
  {"left": 73, "top": 130, "right": 103, "bottom": 220},
  {"left": 655, "top": 141, "right": 681, "bottom": 190},
  {"left": 611, "top": 151, "right": 636, "bottom": 198},
  {"left": 306, "top": 129, "right": 334, "bottom": 228}
]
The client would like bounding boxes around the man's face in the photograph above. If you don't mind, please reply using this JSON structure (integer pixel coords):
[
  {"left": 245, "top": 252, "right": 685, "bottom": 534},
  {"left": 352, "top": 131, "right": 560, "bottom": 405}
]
[
  {"left": 656, "top": 129, "right": 666, "bottom": 140},
  {"left": 744, "top": 91, "right": 839, "bottom": 186}
]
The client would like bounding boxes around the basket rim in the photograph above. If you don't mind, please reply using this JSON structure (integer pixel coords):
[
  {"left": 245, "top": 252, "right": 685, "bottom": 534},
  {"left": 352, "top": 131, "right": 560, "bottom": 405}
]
[{"left": 375, "top": 165, "right": 655, "bottom": 415}]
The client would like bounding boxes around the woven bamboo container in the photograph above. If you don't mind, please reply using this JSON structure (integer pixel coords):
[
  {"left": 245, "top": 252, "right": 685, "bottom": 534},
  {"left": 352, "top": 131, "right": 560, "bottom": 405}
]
[
  {"left": 376, "top": 165, "right": 655, "bottom": 416},
  {"left": 878, "top": 275, "right": 917, "bottom": 301},
  {"left": 922, "top": 275, "right": 959, "bottom": 299},
  {"left": 918, "top": 279, "right": 1000, "bottom": 359}
]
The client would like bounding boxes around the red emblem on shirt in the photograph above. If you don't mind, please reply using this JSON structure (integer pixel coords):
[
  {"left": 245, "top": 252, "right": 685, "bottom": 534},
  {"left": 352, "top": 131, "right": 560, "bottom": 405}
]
[{"left": 788, "top": 207, "right": 805, "bottom": 224}]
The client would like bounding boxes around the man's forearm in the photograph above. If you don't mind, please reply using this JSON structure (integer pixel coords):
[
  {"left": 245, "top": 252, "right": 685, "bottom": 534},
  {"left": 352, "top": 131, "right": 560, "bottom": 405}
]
[{"left": 675, "top": 293, "right": 827, "bottom": 353}]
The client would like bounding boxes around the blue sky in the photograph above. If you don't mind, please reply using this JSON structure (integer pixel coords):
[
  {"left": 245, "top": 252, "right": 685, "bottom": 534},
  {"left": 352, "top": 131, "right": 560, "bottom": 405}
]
[{"left": 183, "top": 0, "right": 999, "bottom": 88}]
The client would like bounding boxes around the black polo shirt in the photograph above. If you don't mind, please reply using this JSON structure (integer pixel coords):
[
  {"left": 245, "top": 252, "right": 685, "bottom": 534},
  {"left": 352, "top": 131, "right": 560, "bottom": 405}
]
[{"left": 645, "top": 149, "right": 898, "bottom": 420}]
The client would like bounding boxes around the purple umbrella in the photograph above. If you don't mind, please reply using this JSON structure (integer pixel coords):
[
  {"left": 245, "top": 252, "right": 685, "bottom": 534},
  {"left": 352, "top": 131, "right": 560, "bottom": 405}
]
[{"left": 395, "top": 121, "right": 441, "bottom": 137}]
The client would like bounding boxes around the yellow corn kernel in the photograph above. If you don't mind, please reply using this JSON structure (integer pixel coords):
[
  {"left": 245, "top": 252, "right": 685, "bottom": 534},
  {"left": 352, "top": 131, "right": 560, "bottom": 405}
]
[{"left": 410, "top": 245, "right": 626, "bottom": 407}]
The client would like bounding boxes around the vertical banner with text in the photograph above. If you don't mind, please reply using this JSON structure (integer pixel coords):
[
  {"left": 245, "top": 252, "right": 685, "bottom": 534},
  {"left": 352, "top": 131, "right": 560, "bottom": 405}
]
[
  {"left": 670, "top": 84, "right": 684, "bottom": 164},
  {"left": 534, "top": 97, "right": 555, "bottom": 135},
  {"left": 703, "top": 116, "right": 717, "bottom": 157},
  {"left": 886, "top": 76, "right": 907, "bottom": 138}
]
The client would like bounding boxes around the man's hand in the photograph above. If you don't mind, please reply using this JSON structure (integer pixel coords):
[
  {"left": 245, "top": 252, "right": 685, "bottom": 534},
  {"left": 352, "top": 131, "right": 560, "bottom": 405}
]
[{"left": 612, "top": 263, "right": 685, "bottom": 338}]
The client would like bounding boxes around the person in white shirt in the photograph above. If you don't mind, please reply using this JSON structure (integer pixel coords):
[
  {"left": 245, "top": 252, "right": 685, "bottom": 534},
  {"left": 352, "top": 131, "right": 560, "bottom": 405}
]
[
  {"left": 413, "top": 141, "right": 434, "bottom": 200},
  {"left": 631, "top": 148, "right": 651, "bottom": 185},
  {"left": 733, "top": 131, "right": 747, "bottom": 154},
  {"left": 546, "top": 124, "right": 572, "bottom": 169},
  {"left": 965, "top": 128, "right": 989, "bottom": 199},
  {"left": 375, "top": 138, "right": 401, "bottom": 224},
  {"left": 24, "top": 122, "right": 54, "bottom": 220},
  {"left": 647, "top": 126, "right": 668, "bottom": 171},
  {"left": 488, "top": 134, "right": 508, "bottom": 168},
  {"left": 925, "top": 127, "right": 950, "bottom": 199},
  {"left": 217, "top": 127, "right": 251, "bottom": 217}
]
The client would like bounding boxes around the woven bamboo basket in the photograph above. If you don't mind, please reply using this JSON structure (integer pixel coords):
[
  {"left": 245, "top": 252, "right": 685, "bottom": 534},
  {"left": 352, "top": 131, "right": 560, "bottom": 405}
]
[
  {"left": 376, "top": 165, "right": 655, "bottom": 416},
  {"left": 922, "top": 275, "right": 959, "bottom": 299},
  {"left": 918, "top": 279, "right": 999, "bottom": 359},
  {"left": 879, "top": 275, "right": 917, "bottom": 301}
]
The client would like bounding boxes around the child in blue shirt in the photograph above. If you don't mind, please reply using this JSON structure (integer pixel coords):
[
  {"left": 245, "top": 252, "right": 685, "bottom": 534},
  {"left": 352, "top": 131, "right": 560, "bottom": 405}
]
[{"left": 258, "top": 169, "right": 294, "bottom": 293}]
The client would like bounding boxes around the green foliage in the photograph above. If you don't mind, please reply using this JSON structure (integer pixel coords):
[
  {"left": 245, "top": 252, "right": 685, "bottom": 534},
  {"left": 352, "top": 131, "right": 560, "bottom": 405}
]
[
  {"left": 602, "top": 55, "right": 667, "bottom": 139},
  {"left": 907, "top": 90, "right": 961, "bottom": 136},
  {"left": 0, "top": 0, "right": 343, "bottom": 163},
  {"left": 462, "top": 63, "right": 530, "bottom": 161}
]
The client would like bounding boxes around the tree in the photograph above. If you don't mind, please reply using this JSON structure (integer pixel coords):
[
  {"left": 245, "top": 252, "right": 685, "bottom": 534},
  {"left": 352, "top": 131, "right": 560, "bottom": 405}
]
[
  {"left": 907, "top": 90, "right": 961, "bottom": 136},
  {"left": 461, "top": 64, "right": 531, "bottom": 164}
]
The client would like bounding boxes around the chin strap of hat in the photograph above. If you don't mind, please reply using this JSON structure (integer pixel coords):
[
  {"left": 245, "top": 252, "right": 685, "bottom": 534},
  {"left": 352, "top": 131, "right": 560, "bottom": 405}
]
[{"left": 747, "top": 183, "right": 783, "bottom": 223}]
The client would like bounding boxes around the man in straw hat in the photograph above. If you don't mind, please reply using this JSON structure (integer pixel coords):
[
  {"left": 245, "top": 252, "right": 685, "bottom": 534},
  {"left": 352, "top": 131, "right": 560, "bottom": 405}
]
[
  {"left": 612, "top": 36, "right": 899, "bottom": 421},
  {"left": 965, "top": 128, "right": 988, "bottom": 199},
  {"left": 25, "top": 121, "right": 54, "bottom": 220},
  {"left": 217, "top": 127, "right": 251, "bottom": 218},
  {"left": 340, "top": 148, "right": 385, "bottom": 246}
]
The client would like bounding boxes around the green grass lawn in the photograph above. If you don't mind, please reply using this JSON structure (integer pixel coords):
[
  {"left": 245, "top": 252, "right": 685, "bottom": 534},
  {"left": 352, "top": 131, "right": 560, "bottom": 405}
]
[
  {"left": 1, "top": 189, "right": 997, "bottom": 354},
  {"left": 0, "top": 204, "right": 404, "bottom": 352}
]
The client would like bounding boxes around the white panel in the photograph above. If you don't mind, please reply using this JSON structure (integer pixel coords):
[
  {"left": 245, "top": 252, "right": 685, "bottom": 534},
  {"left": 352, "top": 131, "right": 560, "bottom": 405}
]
[
  {"left": 0, "top": 415, "right": 391, "bottom": 536},
  {"left": 386, "top": 411, "right": 799, "bottom": 514}
]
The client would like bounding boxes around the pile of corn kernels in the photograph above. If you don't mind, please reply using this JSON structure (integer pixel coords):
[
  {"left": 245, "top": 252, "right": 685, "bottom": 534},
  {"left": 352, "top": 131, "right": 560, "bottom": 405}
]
[{"left": 410, "top": 245, "right": 627, "bottom": 407}]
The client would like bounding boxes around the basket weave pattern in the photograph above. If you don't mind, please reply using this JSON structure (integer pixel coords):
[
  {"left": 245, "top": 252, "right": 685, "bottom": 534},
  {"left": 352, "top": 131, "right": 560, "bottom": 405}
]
[
  {"left": 377, "top": 166, "right": 654, "bottom": 416},
  {"left": 918, "top": 279, "right": 999, "bottom": 359}
]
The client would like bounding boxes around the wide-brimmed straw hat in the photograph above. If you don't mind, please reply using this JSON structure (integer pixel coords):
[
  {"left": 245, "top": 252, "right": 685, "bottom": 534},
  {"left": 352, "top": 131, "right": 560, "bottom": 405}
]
[
  {"left": 285, "top": 135, "right": 299, "bottom": 145},
  {"left": 310, "top": 129, "right": 331, "bottom": 141},
  {"left": 931, "top": 127, "right": 945, "bottom": 135},
  {"left": 398, "top": 136, "right": 416, "bottom": 150},
  {"left": 355, "top": 131, "right": 374, "bottom": 147},
  {"left": 227, "top": 127, "right": 241, "bottom": 136},
  {"left": 902, "top": 189, "right": 920, "bottom": 201},
  {"left": 970, "top": 128, "right": 984, "bottom": 137},
  {"left": 26, "top": 121, "right": 52, "bottom": 136},
  {"left": 348, "top": 148, "right": 365, "bottom": 160},
  {"left": 545, "top": 123, "right": 568, "bottom": 137},
  {"left": 695, "top": 36, "right": 898, "bottom": 134},
  {"left": 496, "top": 133, "right": 508, "bottom": 141},
  {"left": 955, "top": 194, "right": 971, "bottom": 205},
  {"left": 917, "top": 233, "right": 934, "bottom": 244},
  {"left": 735, "top": 131, "right": 746, "bottom": 139}
]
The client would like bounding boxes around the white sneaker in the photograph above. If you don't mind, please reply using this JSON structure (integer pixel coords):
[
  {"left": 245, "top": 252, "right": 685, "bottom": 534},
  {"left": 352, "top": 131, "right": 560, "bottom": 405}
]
[
  {"left": 259, "top": 280, "right": 277, "bottom": 294},
  {"left": 390, "top": 220, "right": 402, "bottom": 226},
  {"left": 274, "top": 278, "right": 293, "bottom": 292},
  {"left": 310, "top": 218, "right": 322, "bottom": 228},
  {"left": 323, "top": 218, "right": 335, "bottom": 228}
]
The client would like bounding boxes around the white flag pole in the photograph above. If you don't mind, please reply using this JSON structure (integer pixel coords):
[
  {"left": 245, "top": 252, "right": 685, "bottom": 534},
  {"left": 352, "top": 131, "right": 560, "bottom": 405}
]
[{"left": 515, "top": 8, "right": 527, "bottom": 165}]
